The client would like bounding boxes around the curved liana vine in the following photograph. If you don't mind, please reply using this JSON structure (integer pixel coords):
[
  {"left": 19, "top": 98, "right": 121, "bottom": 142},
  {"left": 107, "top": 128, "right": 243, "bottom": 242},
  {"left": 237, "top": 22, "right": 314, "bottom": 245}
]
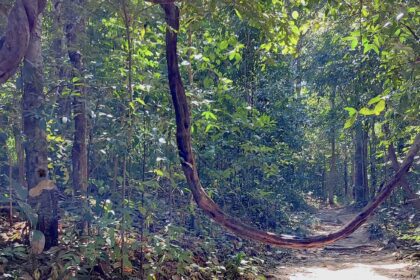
[
  {"left": 0, "top": 0, "right": 46, "bottom": 84},
  {"left": 160, "top": 2, "right": 420, "bottom": 249}
]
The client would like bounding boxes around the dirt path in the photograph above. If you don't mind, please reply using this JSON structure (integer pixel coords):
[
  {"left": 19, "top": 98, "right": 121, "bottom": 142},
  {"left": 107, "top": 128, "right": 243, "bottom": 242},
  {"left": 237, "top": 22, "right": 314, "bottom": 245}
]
[{"left": 267, "top": 207, "right": 419, "bottom": 280}]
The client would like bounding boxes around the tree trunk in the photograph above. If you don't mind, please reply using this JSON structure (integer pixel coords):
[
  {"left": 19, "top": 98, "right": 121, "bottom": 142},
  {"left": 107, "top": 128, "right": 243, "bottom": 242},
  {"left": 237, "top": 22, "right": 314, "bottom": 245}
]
[
  {"left": 160, "top": 2, "right": 420, "bottom": 248},
  {"left": 354, "top": 121, "right": 369, "bottom": 207},
  {"left": 52, "top": 0, "right": 70, "bottom": 121},
  {"left": 65, "top": 0, "right": 88, "bottom": 193},
  {"left": 13, "top": 89, "right": 26, "bottom": 188},
  {"left": 112, "top": 155, "right": 119, "bottom": 192},
  {"left": 22, "top": 14, "right": 58, "bottom": 250},
  {"left": 327, "top": 89, "right": 337, "bottom": 205},
  {"left": 344, "top": 149, "right": 348, "bottom": 199},
  {"left": 293, "top": 40, "right": 303, "bottom": 98},
  {"left": 369, "top": 120, "right": 377, "bottom": 198},
  {"left": 327, "top": 140, "right": 337, "bottom": 205},
  {"left": 13, "top": 127, "right": 26, "bottom": 188}
]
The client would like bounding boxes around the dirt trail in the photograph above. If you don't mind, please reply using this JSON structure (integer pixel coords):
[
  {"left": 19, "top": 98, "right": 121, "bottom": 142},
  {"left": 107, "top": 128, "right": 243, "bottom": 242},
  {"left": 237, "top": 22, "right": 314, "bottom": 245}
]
[{"left": 267, "top": 207, "right": 419, "bottom": 280}]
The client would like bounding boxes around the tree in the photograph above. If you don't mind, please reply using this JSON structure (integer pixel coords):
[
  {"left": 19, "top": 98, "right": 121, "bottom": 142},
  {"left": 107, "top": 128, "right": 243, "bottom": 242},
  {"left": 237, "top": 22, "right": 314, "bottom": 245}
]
[
  {"left": 65, "top": 0, "right": 89, "bottom": 194},
  {"left": 22, "top": 5, "right": 58, "bottom": 249}
]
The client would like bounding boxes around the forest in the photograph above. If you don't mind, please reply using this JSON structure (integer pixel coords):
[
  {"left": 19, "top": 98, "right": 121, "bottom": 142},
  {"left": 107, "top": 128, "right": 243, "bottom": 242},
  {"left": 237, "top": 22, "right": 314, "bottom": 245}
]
[{"left": 0, "top": 0, "right": 419, "bottom": 279}]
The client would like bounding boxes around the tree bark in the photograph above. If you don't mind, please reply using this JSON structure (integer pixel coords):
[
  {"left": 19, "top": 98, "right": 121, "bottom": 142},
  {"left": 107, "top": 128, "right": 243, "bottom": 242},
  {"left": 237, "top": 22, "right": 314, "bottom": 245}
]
[
  {"left": 13, "top": 127, "right": 26, "bottom": 188},
  {"left": 0, "top": 0, "right": 46, "bottom": 84},
  {"left": 65, "top": 0, "right": 88, "bottom": 193},
  {"left": 344, "top": 149, "right": 349, "bottom": 199},
  {"left": 160, "top": 2, "right": 420, "bottom": 249},
  {"left": 327, "top": 89, "right": 337, "bottom": 205},
  {"left": 52, "top": 0, "right": 70, "bottom": 120},
  {"left": 369, "top": 120, "right": 377, "bottom": 198},
  {"left": 13, "top": 86, "right": 26, "bottom": 188},
  {"left": 327, "top": 139, "right": 337, "bottom": 205},
  {"left": 354, "top": 121, "right": 369, "bottom": 206},
  {"left": 22, "top": 13, "right": 58, "bottom": 250}
]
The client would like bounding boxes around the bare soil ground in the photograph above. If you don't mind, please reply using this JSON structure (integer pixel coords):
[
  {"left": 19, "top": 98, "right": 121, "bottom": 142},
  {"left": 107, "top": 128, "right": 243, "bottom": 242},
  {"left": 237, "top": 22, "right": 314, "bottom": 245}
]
[{"left": 266, "top": 207, "right": 419, "bottom": 280}]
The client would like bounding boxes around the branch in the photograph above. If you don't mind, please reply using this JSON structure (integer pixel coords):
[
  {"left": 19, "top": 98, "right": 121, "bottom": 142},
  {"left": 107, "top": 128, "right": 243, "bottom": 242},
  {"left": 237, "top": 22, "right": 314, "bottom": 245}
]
[
  {"left": 160, "top": 2, "right": 420, "bottom": 248},
  {"left": 401, "top": 23, "right": 419, "bottom": 41},
  {"left": 383, "top": 125, "right": 420, "bottom": 209},
  {"left": 146, "top": 0, "right": 177, "bottom": 4},
  {"left": 0, "top": 0, "right": 45, "bottom": 84}
]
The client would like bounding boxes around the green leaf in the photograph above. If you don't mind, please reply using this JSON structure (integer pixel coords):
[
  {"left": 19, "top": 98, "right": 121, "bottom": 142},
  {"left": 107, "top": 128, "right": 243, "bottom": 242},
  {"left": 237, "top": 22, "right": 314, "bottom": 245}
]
[
  {"left": 135, "top": 97, "right": 146, "bottom": 106},
  {"left": 219, "top": 40, "right": 229, "bottom": 50},
  {"left": 351, "top": 39, "right": 358, "bottom": 50},
  {"left": 203, "top": 76, "right": 213, "bottom": 88},
  {"left": 291, "top": 25, "right": 300, "bottom": 36},
  {"left": 205, "top": 124, "right": 213, "bottom": 133},
  {"left": 344, "top": 114, "right": 357, "bottom": 129},
  {"left": 129, "top": 101, "right": 135, "bottom": 111},
  {"left": 228, "top": 51, "right": 236, "bottom": 60},
  {"left": 360, "top": 100, "right": 386, "bottom": 116},
  {"left": 373, "top": 99, "right": 385, "bottom": 115},
  {"left": 260, "top": 43, "right": 272, "bottom": 51},
  {"left": 344, "top": 107, "right": 357, "bottom": 116},
  {"left": 363, "top": 44, "right": 379, "bottom": 55},
  {"left": 361, "top": 7, "right": 368, "bottom": 17},
  {"left": 202, "top": 111, "right": 217, "bottom": 120},
  {"left": 292, "top": 11, "right": 299, "bottom": 19},
  {"left": 359, "top": 107, "right": 374, "bottom": 115},
  {"left": 234, "top": 9, "right": 242, "bottom": 20},
  {"left": 368, "top": 95, "right": 382, "bottom": 105}
]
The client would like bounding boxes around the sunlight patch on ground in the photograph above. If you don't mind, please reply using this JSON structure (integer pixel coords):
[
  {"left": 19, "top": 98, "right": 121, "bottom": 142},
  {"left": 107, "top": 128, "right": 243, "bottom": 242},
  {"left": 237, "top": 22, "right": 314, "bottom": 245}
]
[{"left": 288, "top": 262, "right": 409, "bottom": 280}]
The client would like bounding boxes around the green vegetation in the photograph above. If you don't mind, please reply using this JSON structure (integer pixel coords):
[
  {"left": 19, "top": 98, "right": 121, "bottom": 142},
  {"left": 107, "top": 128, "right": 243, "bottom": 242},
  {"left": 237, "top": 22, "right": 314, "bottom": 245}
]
[{"left": 0, "top": 0, "right": 418, "bottom": 279}]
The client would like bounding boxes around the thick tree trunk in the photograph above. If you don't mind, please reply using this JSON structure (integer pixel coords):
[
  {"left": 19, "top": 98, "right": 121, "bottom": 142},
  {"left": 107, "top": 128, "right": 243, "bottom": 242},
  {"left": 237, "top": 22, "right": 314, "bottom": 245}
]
[
  {"left": 160, "top": 2, "right": 420, "bottom": 249},
  {"left": 65, "top": 0, "right": 88, "bottom": 193},
  {"left": 22, "top": 14, "right": 58, "bottom": 250},
  {"left": 354, "top": 122, "right": 369, "bottom": 207},
  {"left": 71, "top": 95, "right": 88, "bottom": 193}
]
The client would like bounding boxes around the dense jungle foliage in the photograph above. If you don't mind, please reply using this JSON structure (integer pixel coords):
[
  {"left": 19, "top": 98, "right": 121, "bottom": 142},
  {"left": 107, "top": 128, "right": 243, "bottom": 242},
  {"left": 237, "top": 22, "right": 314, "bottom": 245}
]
[{"left": 0, "top": 0, "right": 418, "bottom": 279}]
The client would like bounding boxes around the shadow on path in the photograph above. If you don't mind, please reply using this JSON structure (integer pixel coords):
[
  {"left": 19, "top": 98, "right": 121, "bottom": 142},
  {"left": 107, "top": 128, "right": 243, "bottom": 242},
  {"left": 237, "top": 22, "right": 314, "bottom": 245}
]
[{"left": 267, "top": 207, "right": 419, "bottom": 280}]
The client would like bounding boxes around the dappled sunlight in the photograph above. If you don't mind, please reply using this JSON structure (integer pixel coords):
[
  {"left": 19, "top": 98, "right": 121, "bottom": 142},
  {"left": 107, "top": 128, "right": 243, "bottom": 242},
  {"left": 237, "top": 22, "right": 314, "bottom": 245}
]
[
  {"left": 268, "top": 207, "right": 418, "bottom": 280},
  {"left": 0, "top": 0, "right": 418, "bottom": 278},
  {"left": 289, "top": 262, "right": 410, "bottom": 280}
]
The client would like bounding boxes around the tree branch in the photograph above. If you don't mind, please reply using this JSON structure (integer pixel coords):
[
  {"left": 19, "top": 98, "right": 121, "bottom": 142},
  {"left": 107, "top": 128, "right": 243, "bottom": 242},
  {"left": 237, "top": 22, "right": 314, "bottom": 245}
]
[{"left": 401, "top": 23, "right": 419, "bottom": 41}]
